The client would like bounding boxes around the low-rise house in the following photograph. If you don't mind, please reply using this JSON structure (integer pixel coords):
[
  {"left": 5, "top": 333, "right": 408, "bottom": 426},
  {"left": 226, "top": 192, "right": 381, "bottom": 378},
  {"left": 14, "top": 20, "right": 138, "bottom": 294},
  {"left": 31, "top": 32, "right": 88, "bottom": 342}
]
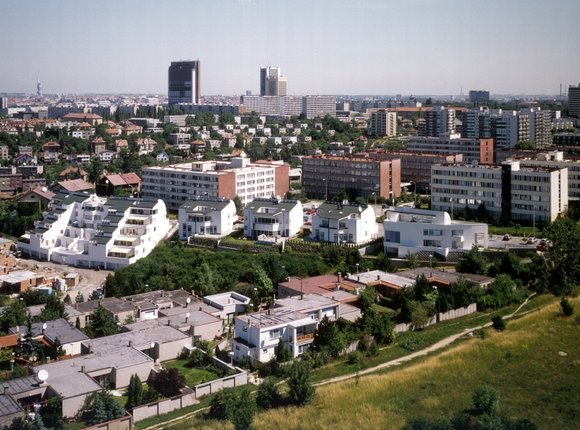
[
  {"left": 311, "top": 202, "right": 378, "bottom": 244},
  {"left": 232, "top": 293, "right": 361, "bottom": 364},
  {"left": 383, "top": 208, "right": 488, "bottom": 259},
  {"left": 178, "top": 198, "right": 236, "bottom": 239},
  {"left": 97, "top": 172, "right": 141, "bottom": 196},
  {"left": 346, "top": 270, "right": 416, "bottom": 297},
  {"left": 243, "top": 198, "right": 303, "bottom": 240},
  {"left": 232, "top": 307, "right": 315, "bottom": 364},
  {"left": 157, "top": 309, "right": 223, "bottom": 341},
  {"left": 0, "top": 270, "right": 44, "bottom": 294},
  {"left": 9, "top": 318, "right": 89, "bottom": 356},
  {"left": 202, "top": 292, "right": 251, "bottom": 321},
  {"left": 74, "top": 297, "right": 136, "bottom": 327},
  {"left": 41, "top": 141, "right": 61, "bottom": 163},
  {"left": 52, "top": 178, "right": 94, "bottom": 193},
  {"left": 82, "top": 323, "right": 191, "bottom": 363},
  {"left": 277, "top": 273, "right": 361, "bottom": 299},
  {"left": 98, "top": 150, "right": 117, "bottom": 162},
  {"left": 16, "top": 187, "right": 55, "bottom": 210},
  {"left": 36, "top": 347, "right": 151, "bottom": 417}
]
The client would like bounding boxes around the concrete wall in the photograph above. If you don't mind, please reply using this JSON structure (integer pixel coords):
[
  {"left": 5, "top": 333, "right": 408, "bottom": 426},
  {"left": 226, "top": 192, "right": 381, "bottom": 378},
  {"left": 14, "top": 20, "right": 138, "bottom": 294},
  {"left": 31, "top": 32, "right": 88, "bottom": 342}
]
[
  {"left": 191, "top": 320, "right": 222, "bottom": 341},
  {"left": 394, "top": 303, "right": 477, "bottom": 333},
  {"left": 194, "top": 372, "right": 247, "bottom": 398},
  {"left": 132, "top": 392, "right": 197, "bottom": 422},
  {"left": 437, "top": 303, "right": 477, "bottom": 322},
  {"left": 83, "top": 414, "right": 132, "bottom": 430}
]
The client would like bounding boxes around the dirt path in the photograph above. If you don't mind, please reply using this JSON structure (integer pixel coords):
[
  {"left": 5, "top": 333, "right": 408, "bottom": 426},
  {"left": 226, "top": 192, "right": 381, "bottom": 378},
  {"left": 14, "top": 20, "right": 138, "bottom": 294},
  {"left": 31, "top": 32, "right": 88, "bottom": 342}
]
[
  {"left": 139, "top": 295, "right": 537, "bottom": 430},
  {"left": 316, "top": 293, "right": 536, "bottom": 387}
]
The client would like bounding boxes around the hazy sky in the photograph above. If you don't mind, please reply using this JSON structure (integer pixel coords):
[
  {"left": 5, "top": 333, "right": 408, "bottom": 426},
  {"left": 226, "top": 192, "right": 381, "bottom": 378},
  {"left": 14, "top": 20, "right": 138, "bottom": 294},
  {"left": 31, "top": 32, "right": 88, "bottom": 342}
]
[{"left": 1, "top": 0, "right": 579, "bottom": 96}]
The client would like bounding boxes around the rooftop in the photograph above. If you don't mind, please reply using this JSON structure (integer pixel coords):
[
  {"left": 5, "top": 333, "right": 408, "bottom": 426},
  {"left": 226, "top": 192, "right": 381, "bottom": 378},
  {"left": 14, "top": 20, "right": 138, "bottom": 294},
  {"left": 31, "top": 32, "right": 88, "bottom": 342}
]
[{"left": 241, "top": 307, "right": 311, "bottom": 329}]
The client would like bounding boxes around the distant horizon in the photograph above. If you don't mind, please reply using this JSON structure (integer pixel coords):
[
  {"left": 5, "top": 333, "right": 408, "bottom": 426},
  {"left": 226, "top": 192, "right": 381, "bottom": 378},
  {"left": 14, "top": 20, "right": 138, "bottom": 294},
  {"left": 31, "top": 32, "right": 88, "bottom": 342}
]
[
  {"left": 0, "top": 91, "right": 570, "bottom": 99},
  {"left": 1, "top": 0, "right": 578, "bottom": 96}
]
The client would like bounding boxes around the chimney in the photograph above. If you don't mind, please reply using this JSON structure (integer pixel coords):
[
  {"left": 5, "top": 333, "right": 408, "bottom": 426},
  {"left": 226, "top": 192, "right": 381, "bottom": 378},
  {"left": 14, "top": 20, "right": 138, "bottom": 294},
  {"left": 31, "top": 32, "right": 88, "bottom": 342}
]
[
  {"left": 80, "top": 366, "right": 85, "bottom": 373},
  {"left": 337, "top": 272, "right": 342, "bottom": 282},
  {"left": 3, "top": 386, "right": 8, "bottom": 395},
  {"left": 128, "top": 340, "right": 133, "bottom": 347},
  {"left": 377, "top": 274, "right": 380, "bottom": 281}
]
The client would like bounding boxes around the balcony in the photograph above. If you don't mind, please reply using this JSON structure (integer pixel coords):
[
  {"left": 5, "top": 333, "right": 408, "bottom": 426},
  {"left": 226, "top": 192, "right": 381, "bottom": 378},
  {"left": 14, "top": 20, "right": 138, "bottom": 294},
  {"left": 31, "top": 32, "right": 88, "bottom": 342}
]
[
  {"left": 253, "top": 222, "right": 280, "bottom": 232},
  {"left": 296, "top": 332, "right": 315, "bottom": 343}
]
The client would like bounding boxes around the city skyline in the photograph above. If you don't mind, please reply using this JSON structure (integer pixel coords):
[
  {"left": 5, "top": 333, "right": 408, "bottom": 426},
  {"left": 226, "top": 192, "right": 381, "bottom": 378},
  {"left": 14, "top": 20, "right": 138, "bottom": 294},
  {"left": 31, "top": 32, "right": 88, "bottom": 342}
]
[{"left": 1, "top": 0, "right": 579, "bottom": 96}]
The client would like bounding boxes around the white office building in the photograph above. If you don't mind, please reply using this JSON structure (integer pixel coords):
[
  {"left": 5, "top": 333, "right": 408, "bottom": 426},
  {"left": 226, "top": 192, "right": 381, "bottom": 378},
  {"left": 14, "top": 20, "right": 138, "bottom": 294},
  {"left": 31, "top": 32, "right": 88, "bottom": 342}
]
[
  {"left": 383, "top": 208, "right": 488, "bottom": 258},
  {"left": 431, "top": 160, "right": 568, "bottom": 224}
]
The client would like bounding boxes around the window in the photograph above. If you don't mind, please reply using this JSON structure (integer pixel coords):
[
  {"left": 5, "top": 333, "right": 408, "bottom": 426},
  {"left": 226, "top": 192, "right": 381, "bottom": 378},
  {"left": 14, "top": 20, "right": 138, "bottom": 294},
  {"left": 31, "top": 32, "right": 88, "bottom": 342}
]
[{"left": 269, "top": 329, "right": 281, "bottom": 339}]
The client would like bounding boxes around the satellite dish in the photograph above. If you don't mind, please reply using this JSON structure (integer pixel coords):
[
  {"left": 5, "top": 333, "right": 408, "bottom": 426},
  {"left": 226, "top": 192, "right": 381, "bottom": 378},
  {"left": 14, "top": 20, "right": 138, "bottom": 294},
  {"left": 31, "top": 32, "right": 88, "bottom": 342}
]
[{"left": 37, "top": 369, "right": 49, "bottom": 382}]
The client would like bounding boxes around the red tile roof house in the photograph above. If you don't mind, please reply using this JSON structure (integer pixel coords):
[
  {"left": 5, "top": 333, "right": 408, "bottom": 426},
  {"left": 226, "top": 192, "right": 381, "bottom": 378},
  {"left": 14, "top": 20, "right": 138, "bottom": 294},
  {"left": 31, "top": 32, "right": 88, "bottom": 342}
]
[
  {"left": 52, "top": 178, "right": 94, "bottom": 193},
  {"left": 97, "top": 173, "right": 141, "bottom": 196}
]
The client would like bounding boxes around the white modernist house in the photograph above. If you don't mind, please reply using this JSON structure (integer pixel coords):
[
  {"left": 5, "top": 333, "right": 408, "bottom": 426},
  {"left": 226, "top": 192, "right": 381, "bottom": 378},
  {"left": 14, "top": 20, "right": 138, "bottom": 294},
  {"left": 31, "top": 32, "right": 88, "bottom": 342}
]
[
  {"left": 243, "top": 198, "right": 303, "bottom": 239},
  {"left": 232, "top": 294, "right": 359, "bottom": 364},
  {"left": 17, "top": 192, "right": 171, "bottom": 270},
  {"left": 383, "top": 208, "right": 488, "bottom": 258},
  {"left": 311, "top": 202, "right": 378, "bottom": 244},
  {"left": 178, "top": 198, "right": 236, "bottom": 240}
]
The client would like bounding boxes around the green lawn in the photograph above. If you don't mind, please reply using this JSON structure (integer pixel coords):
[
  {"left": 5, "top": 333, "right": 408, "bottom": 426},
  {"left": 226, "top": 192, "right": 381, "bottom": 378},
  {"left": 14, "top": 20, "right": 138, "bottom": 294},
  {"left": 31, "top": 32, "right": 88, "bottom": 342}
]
[
  {"left": 249, "top": 295, "right": 580, "bottom": 430},
  {"left": 162, "top": 359, "right": 221, "bottom": 388}
]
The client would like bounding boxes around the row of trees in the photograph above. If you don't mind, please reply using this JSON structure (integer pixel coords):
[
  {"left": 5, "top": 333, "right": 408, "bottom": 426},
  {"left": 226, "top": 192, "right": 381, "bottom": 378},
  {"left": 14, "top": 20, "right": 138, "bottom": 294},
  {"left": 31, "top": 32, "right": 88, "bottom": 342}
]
[{"left": 457, "top": 216, "right": 580, "bottom": 297}]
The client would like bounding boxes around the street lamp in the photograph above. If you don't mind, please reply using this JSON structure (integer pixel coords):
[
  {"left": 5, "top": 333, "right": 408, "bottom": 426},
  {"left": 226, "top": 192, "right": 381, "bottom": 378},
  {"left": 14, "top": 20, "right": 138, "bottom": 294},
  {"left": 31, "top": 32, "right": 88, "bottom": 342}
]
[
  {"left": 323, "top": 178, "right": 328, "bottom": 201},
  {"left": 371, "top": 192, "right": 377, "bottom": 206},
  {"left": 429, "top": 254, "right": 433, "bottom": 268},
  {"left": 356, "top": 263, "right": 360, "bottom": 274}
]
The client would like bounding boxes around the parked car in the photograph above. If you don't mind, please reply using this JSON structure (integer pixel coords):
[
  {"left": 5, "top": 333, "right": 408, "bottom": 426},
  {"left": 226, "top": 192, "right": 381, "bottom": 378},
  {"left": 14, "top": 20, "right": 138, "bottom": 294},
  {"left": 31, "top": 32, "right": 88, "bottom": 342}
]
[
  {"left": 503, "top": 234, "right": 511, "bottom": 241},
  {"left": 526, "top": 237, "right": 536, "bottom": 244}
]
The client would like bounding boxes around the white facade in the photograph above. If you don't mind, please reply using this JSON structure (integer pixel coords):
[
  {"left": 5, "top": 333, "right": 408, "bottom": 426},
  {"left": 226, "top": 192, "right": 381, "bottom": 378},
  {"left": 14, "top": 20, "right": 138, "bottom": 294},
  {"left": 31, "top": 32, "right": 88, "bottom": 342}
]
[
  {"left": 18, "top": 193, "right": 171, "bottom": 270},
  {"left": 243, "top": 198, "right": 303, "bottom": 239},
  {"left": 202, "top": 291, "right": 251, "bottom": 321},
  {"left": 178, "top": 198, "right": 236, "bottom": 239},
  {"left": 431, "top": 160, "right": 568, "bottom": 224},
  {"left": 142, "top": 156, "right": 283, "bottom": 210},
  {"left": 512, "top": 151, "right": 580, "bottom": 200},
  {"left": 232, "top": 307, "right": 316, "bottom": 364},
  {"left": 383, "top": 208, "right": 488, "bottom": 258},
  {"left": 232, "top": 294, "right": 355, "bottom": 364},
  {"left": 311, "top": 202, "right": 378, "bottom": 244},
  {"left": 370, "top": 110, "right": 397, "bottom": 137}
]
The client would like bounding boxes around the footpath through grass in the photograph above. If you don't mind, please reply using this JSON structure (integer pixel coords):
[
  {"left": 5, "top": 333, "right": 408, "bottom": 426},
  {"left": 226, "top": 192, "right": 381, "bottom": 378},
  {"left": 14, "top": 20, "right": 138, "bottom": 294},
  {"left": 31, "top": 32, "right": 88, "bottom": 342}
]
[
  {"left": 309, "top": 294, "right": 554, "bottom": 384},
  {"left": 249, "top": 295, "right": 579, "bottom": 430}
]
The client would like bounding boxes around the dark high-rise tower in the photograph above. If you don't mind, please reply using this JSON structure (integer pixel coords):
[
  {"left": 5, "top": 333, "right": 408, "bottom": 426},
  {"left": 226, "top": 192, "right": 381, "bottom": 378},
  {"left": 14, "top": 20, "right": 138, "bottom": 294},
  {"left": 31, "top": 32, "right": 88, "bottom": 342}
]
[
  {"left": 260, "top": 66, "right": 287, "bottom": 96},
  {"left": 168, "top": 60, "right": 200, "bottom": 105}
]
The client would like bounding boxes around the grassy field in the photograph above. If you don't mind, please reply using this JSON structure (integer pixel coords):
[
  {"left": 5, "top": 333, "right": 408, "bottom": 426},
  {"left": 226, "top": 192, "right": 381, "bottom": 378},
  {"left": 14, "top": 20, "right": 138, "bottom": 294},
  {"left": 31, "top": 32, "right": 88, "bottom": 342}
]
[{"left": 160, "top": 295, "right": 579, "bottom": 430}]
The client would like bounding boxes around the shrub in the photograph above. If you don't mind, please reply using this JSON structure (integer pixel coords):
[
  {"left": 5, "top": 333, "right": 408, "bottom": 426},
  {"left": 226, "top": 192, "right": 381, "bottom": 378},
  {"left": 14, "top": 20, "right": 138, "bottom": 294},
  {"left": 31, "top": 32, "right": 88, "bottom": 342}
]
[
  {"left": 287, "top": 360, "right": 315, "bottom": 406},
  {"left": 560, "top": 297, "right": 574, "bottom": 317},
  {"left": 472, "top": 385, "right": 500, "bottom": 415},
  {"left": 256, "top": 377, "right": 280, "bottom": 409},
  {"left": 491, "top": 315, "right": 506, "bottom": 331}
]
